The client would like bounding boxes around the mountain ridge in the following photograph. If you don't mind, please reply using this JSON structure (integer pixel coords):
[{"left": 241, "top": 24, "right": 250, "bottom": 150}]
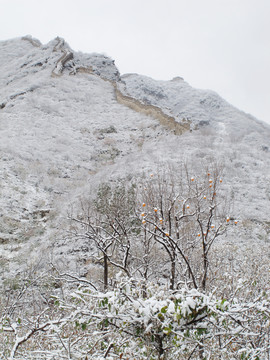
[{"left": 0, "top": 35, "right": 269, "bottom": 281}]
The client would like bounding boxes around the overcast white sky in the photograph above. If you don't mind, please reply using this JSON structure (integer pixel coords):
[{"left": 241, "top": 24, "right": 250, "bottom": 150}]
[{"left": 1, "top": 0, "right": 270, "bottom": 124}]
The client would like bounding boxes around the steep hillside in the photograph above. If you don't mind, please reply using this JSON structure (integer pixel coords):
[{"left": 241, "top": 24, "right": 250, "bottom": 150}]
[{"left": 0, "top": 36, "right": 269, "bottom": 282}]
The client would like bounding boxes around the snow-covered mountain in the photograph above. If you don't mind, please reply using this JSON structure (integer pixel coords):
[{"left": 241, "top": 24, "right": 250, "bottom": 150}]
[{"left": 0, "top": 36, "right": 269, "bottom": 281}]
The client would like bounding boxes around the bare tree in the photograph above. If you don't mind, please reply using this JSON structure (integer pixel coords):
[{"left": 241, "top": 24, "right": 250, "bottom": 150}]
[
  {"left": 67, "top": 163, "right": 230, "bottom": 292},
  {"left": 68, "top": 181, "right": 138, "bottom": 290},
  {"left": 136, "top": 163, "right": 229, "bottom": 291}
]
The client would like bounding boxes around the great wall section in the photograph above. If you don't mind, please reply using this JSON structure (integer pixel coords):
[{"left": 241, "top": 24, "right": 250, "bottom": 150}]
[
  {"left": 49, "top": 38, "right": 190, "bottom": 135},
  {"left": 113, "top": 85, "right": 190, "bottom": 135}
]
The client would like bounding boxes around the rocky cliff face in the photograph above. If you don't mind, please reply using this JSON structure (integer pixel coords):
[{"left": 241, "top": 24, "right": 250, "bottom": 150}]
[{"left": 0, "top": 36, "right": 269, "bottom": 281}]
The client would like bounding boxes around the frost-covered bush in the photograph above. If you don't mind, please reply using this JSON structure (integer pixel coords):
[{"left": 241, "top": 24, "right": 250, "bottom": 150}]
[{"left": 1, "top": 275, "right": 269, "bottom": 359}]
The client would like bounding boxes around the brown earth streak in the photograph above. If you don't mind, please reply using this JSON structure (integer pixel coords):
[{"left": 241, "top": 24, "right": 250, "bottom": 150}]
[{"left": 76, "top": 66, "right": 94, "bottom": 75}]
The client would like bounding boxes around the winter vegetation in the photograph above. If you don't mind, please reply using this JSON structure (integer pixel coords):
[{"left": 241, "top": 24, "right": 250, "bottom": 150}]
[
  {"left": 0, "top": 36, "right": 270, "bottom": 359},
  {"left": 1, "top": 166, "right": 270, "bottom": 359}
]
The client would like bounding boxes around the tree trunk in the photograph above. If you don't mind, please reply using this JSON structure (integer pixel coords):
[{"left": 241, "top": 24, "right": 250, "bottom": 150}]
[
  {"left": 104, "top": 254, "right": 108, "bottom": 291},
  {"left": 156, "top": 334, "right": 164, "bottom": 359},
  {"left": 200, "top": 237, "right": 208, "bottom": 292},
  {"left": 169, "top": 255, "right": 176, "bottom": 290}
]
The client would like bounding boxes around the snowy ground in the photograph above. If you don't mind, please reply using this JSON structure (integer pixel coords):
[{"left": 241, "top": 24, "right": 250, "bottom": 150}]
[{"left": 0, "top": 36, "right": 269, "bottom": 281}]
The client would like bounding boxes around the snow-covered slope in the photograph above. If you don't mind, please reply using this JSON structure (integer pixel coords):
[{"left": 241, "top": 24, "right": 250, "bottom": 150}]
[{"left": 0, "top": 36, "right": 269, "bottom": 280}]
